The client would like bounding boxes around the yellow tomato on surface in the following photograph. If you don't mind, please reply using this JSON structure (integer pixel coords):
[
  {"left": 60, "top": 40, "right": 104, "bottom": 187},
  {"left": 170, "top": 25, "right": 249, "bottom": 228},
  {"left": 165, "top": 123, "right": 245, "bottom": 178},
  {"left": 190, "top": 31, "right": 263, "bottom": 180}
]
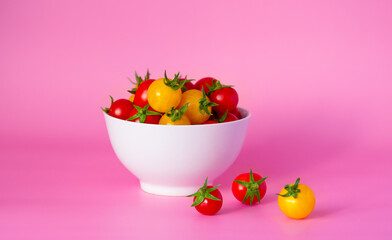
[
  {"left": 159, "top": 114, "right": 191, "bottom": 125},
  {"left": 277, "top": 178, "right": 315, "bottom": 219},
  {"left": 129, "top": 94, "right": 135, "bottom": 102},
  {"left": 147, "top": 78, "right": 182, "bottom": 113},
  {"left": 178, "top": 89, "right": 215, "bottom": 124}
]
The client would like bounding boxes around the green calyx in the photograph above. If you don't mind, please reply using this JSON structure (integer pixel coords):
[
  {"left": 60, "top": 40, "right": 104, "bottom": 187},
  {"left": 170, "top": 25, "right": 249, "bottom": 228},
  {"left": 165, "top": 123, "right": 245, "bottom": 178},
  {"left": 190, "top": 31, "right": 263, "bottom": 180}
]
[
  {"left": 101, "top": 95, "right": 114, "bottom": 113},
  {"left": 198, "top": 89, "right": 218, "bottom": 115},
  {"left": 163, "top": 71, "right": 192, "bottom": 91},
  {"left": 187, "top": 177, "right": 221, "bottom": 207},
  {"left": 165, "top": 103, "right": 189, "bottom": 122},
  {"left": 206, "top": 80, "right": 233, "bottom": 96},
  {"left": 126, "top": 104, "right": 161, "bottom": 123},
  {"left": 180, "top": 75, "right": 195, "bottom": 92},
  {"left": 215, "top": 110, "right": 228, "bottom": 123},
  {"left": 277, "top": 177, "right": 301, "bottom": 198},
  {"left": 128, "top": 69, "right": 151, "bottom": 94},
  {"left": 235, "top": 169, "right": 268, "bottom": 205}
]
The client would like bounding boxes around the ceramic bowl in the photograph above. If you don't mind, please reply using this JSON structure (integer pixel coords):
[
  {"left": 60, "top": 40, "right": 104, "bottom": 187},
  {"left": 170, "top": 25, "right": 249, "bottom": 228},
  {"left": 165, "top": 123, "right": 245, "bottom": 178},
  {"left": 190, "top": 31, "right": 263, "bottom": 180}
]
[{"left": 103, "top": 108, "right": 250, "bottom": 196}]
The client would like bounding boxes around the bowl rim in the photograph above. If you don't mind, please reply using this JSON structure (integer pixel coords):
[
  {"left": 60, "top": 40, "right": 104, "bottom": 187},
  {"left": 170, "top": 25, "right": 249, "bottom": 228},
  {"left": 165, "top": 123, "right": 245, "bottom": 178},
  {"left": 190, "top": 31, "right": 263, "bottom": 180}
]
[{"left": 103, "top": 107, "right": 251, "bottom": 127}]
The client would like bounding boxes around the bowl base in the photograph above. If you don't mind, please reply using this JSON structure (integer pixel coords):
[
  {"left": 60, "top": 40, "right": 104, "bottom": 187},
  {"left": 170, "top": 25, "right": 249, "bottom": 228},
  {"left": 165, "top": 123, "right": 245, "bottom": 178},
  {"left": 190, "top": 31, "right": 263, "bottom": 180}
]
[{"left": 140, "top": 182, "right": 200, "bottom": 196}]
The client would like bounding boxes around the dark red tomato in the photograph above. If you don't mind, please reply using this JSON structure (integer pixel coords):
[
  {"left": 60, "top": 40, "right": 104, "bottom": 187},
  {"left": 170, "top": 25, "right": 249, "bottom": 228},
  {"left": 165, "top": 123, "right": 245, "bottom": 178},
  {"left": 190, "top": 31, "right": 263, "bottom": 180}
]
[
  {"left": 231, "top": 107, "right": 242, "bottom": 119},
  {"left": 179, "top": 78, "right": 195, "bottom": 92},
  {"left": 218, "top": 112, "right": 238, "bottom": 123},
  {"left": 232, "top": 169, "right": 267, "bottom": 205},
  {"left": 194, "top": 186, "right": 223, "bottom": 215},
  {"left": 203, "top": 120, "right": 219, "bottom": 124},
  {"left": 210, "top": 87, "right": 239, "bottom": 114},
  {"left": 133, "top": 79, "right": 154, "bottom": 107},
  {"left": 108, "top": 99, "right": 134, "bottom": 120},
  {"left": 194, "top": 77, "right": 217, "bottom": 94},
  {"left": 127, "top": 105, "right": 161, "bottom": 124}
]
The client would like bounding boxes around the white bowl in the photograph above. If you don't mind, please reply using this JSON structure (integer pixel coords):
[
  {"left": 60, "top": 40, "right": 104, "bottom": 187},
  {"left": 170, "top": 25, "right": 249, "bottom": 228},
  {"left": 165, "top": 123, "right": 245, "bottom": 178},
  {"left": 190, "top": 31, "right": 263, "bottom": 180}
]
[{"left": 103, "top": 108, "right": 251, "bottom": 196}]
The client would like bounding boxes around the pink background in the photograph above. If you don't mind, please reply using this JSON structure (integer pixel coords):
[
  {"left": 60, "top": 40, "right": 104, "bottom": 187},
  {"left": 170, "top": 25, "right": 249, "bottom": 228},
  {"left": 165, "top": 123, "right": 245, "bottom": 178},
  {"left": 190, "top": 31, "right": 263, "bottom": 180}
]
[{"left": 1, "top": 0, "right": 392, "bottom": 239}]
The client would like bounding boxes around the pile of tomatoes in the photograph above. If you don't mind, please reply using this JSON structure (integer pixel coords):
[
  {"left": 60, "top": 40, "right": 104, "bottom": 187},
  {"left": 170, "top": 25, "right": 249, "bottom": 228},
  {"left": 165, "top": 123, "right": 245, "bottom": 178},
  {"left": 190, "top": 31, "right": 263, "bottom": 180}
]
[
  {"left": 102, "top": 70, "right": 242, "bottom": 125},
  {"left": 188, "top": 170, "right": 316, "bottom": 219}
]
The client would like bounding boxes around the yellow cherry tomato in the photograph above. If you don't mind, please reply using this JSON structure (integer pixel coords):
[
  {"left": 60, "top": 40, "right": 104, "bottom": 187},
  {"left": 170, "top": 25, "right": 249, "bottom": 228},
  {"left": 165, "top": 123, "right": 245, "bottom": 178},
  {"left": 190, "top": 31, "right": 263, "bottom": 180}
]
[
  {"left": 159, "top": 104, "right": 191, "bottom": 125},
  {"left": 129, "top": 94, "right": 135, "bottom": 102},
  {"left": 178, "top": 89, "right": 214, "bottom": 124},
  {"left": 277, "top": 178, "right": 315, "bottom": 219},
  {"left": 147, "top": 78, "right": 182, "bottom": 113},
  {"left": 159, "top": 114, "right": 191, "bottom": 125}
]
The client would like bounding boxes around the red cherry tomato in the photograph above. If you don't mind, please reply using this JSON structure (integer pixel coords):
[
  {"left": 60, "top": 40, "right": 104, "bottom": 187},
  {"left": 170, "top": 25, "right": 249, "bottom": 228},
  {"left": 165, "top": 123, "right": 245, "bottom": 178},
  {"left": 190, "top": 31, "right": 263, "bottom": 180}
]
[
  {"left": 232, "top": 169, "right": 267, "bottom": 205},
  {"left": 127, "top": 104, "right": 161, "bottom": 124},
  {"left": 108, "top": 99, "right": 134, "bottom": 120},
  {"left": 194, "top": 77, "right": 217, "bottom": 94},
  {"left": 203, "top": 120, "right": 219, "bottom": 124},
  {"left": 179, "top": 78, "right": 195, "bottom": 92},
  {"left": 188, "top": 178, "right": 223, "bottom": 215},
  {"left": 217, "top": 111, "right": 238, "bottom": 123},
  {"left": 230, "top": 107, "right": 242, "bottom": 119},
  {"left": 133, "top": 79, "right": 154, "bottom": 107},
  {"left": 209, "top": 87, "right": 239, "bottom": 114}
]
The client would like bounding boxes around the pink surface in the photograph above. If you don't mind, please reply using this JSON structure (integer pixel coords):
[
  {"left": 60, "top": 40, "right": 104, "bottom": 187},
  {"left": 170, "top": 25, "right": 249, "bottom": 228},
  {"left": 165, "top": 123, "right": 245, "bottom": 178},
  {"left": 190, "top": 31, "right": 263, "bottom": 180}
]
[{"left": 1, "top": 0, "right": 391, "bottom": 239}]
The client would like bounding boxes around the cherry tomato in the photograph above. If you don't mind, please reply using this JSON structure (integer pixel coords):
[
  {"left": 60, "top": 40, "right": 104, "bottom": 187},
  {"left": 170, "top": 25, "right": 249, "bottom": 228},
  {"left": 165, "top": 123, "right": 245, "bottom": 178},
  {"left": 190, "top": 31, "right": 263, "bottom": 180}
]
[
  {"left": 108, "top": 98, "right": 134, "bottom": 120},
  {"left": 209, "top": 87, "right": 239, "bottom": 114},
  {"left": 159, "top": 104, "right": 191, "bottom": 125},
  {"left": 134, "top": 79, "right": 154, "bottom": 107},
  {"left": 232, "top": 169, "right": 267, "bottom": 205},
  {"left": 178, "top": 89, "right": 216, "bottom": 124},
  {"left": 194, "top": 77, "right": 217, "bottom": 94},
  {"left": 217, "top": 111, "right": 238, "bottom": 123},
  {"left": 187, "top": 178, "right": 223, "bottom": 215},
  {"left": 277, "top": 178, "right": 316, "bottom": 219},
  {"left": 203, "top": 120, "right": 219, "bottom": 124},
  {"left": 179, "top": 78, "right": 195, "bottom": 92},
  {"left": 127, "top": 104, "right": 161, "bottom": 124},
  {"left": 147, "top": 73, "right": 184, "bottom": 113},
  {"left": 230, "top": 107, "right": 242, "bottom": 119}
]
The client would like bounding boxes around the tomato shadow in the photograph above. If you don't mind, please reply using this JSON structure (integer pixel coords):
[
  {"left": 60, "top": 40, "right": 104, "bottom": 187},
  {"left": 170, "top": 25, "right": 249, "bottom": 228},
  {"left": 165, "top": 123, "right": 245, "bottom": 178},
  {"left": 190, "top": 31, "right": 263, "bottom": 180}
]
[{"left": 309, "top": 202, "right": 347, "bottom": 219}]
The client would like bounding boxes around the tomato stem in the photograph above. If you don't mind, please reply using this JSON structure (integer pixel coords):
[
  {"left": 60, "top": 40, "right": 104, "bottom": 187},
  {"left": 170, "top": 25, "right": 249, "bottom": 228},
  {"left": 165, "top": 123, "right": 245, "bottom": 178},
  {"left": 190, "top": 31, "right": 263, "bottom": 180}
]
[
  {"left": 234, "top": 169, "right": 268, "bottom": 205},
  {"left": 187, "top": 177, "right": 221, "bottom": 207},
  {"left": 276, "top": 178, "right": 301, "bottom": 198}
]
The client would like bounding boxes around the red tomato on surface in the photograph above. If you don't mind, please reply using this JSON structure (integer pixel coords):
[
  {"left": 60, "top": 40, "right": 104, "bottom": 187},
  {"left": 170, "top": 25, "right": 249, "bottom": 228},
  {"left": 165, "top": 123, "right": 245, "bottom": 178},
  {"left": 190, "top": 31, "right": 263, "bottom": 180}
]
[
  {"left": 179, "top": 78, "right": 195, "bottom": 92},
  {"left": 127, "top": 104, "right": 161, "bottom": 124},
  {"left": 209, "top": 87, "right": 239, "bottom": 114},
  {"left": 108, "top": 99, "right": 134, "bottom": 120},
  {"left": 188, "top": 178, "right": 223, "bottom": 215},
  {"left": 133, "top": 79, "right": 154, "bottom": 107},
  {"left": 232, "top": 169, "right": 267, "bottom": 205},
  {"left": 194, "top": 77, "right": 217, "bottom": 94}
]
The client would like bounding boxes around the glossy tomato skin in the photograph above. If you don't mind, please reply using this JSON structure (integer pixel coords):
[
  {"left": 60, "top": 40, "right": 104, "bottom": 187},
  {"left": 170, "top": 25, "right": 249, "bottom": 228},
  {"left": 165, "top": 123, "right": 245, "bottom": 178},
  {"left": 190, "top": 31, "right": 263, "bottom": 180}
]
[
  {"left": 194, "top": 77, "right": 217, "bottom": 94},
  {"left": 232, "top": 172, "right": 267, "bottom": 205},
  {"left": 203, "top": 120, "right": 219, "bottom": 124},
  {"left": 108, "top": 99, "right": 134, "bottom": 120},
  {"left": 128, "top": 107, "right": 160, "bottom": 124},
  {"left": 210, "top": 87, "right": 239, "bottom": 114},
  {"left": 147, "top": 78, "right": 182, "bottom": 113},
  {"left": 179, "top": 78, "right": 195, "bottom": 92},
  {"left": 133, "top": 79, "right": 154, "bottom": 107},
  {"left": 194, "top": 186, "right": 223, "bottom": 215},
  {"left": 278, "top": 184, "right": 315, "bottom": 219},
  {"left": 178, "top": 89, "right": 212, "bottom": 124}
]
